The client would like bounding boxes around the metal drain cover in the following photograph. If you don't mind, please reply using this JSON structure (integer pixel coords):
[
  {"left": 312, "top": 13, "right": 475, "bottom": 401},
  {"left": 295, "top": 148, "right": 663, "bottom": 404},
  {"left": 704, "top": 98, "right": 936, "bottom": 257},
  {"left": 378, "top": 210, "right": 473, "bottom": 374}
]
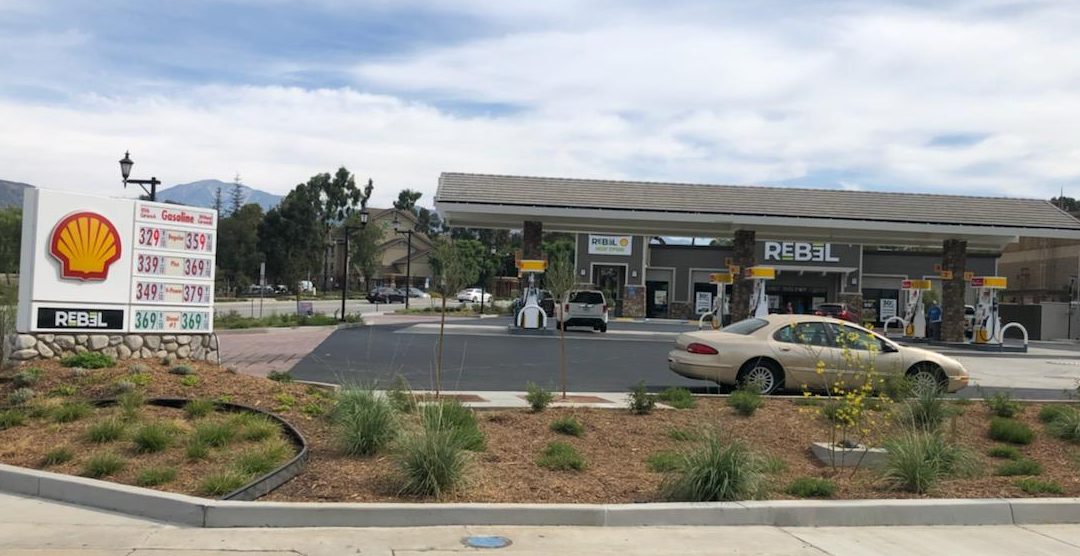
[{"left": 463, "top": 536, "right": 513, "bottom": 549}]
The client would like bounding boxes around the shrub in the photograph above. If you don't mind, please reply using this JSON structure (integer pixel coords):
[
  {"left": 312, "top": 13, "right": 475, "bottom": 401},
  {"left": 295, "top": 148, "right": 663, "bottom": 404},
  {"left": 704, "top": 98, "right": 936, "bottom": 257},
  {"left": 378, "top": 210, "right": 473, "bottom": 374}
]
[
  {"left": 896, "top": 387, "right": 950, "bottom": 431},
  {"left": 301, "top": 402, "right": 326, "bottom": 416},
  {"left": 394, "top": 425, "right": 469, "bottom": 497},
  {"left": 536, "top": 441, "right": 586, "bottom": 471},
  {"left": 184, "top": 399, "right": 215, "bottom": 419},
  {"left": 13, "top": 367, "right": 43, "bottom": 387},
  {"left": 132, "top": 422, "right": 175, "bottom": 453},
  {"left": 61, "top": 352, "right": 115, "bottom": 369},
  {"left": 728, "top": 388, "right": 763, "bottom": 417},
  {"left": 663, "top": 437, "right": 762, "bottom": 502},
  {"left": 169, "top": 364, "right": 195, "bottom": 376},
  {"left": 51, "top": 401, "right": 92, "bottom": 423},
  {"left": 1039, "top": 404, "right": 1072, "bottom": 424},
  {"left": 988, "top": 445, "right": 1023, "bottom": 460},
  {"left": 525, "top": 382, "right": 554, "bottom": 412},
  {"left": 627, "top": 381, "right": 655, "bottom": 415},
  {"left": 41, "top": 447, "right": 73, "bottom": 466},
  {"left": 273, "top": 392, "right": 297, "bottom": 411},
  {"left": 421, "top": 399, "right": 485, "bottom": 451},
  {"left": 986, "top": 392, "right": 1022, "bottom": 418},
  {"left": 185, "top": 439, "right": 210, "bottom": 460},
  {"left": 8, "top": 387, "right": 35, "bottom": 406},
  {"left": 1016, "top": 478, "right": 1063, "bottom": 495},
  {"left": 200, "top": 470, "right": 250, "bottom": 496},
  {"left": 194, "top": 420, "right": 237, "bottom": 447},
  {"left": 0, "top": 409, "right": 26, "bottom": 430},
  {"left": 995, "top": 458, "right": 1042, "bottom": 477},
  {"left": 116, "top": 391, "right": 144, "bottom": 421},
  {"left": 267, "top": 370, "right": 293, "bottom": 383},
  {"left": 657, "top": 387, "right": 696, "bottom": 409},
  {"left": 112, "top": 380, "right": 136, "bottom": 394},
  {"left": 48, "top": 384, "right": 78, "bottom": 397},
  {"left": 334, "top": 388, "right": 397, "bottom": 456},
  {"left": 82, "top": 452, "right": 126, "bottom": 478},
  {"left": 550, "top": 415, "right": 585, "bottom": 437},
  {"left": 179, "top": 375, "right": 200, "bottom": 387},
  {"left": 86, "top": 418, "right": 126, "bottom": 443},
  {"left": 1046, "top": 407, "right": 1080, "bottom": 443},
  {"left": 136, "top": 466, "right": 178, "bottom": 487},
  {"left": 667, "top": 427, "right": 703, "bottom": 442},
  {"left": 128, "top": 373, "right": 152, "bottom": 387},
  {"left": 128, "top": 363, "right": 151, "bottom": 375},
  {"left": 989, "top": 417, "right": 1035, "bottom": 445},
  {"left": 385, "top": 376, "right": 415, "bottom": 413},
  {"left": 646, "top": 451, "right": 682, "bottom": 473},
  {"left": 785, "top": 477, "right": 837, "bottom": 498},
  {"left": 882, "top": 432, "right": 974, "bottom": 493}
]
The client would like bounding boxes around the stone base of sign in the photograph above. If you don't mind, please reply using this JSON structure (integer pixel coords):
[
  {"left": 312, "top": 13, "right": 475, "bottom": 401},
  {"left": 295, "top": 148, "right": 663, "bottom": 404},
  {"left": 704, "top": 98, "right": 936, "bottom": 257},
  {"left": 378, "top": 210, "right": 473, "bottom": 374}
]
[
  {"left": 668, "top": 302, "right": 691, "bottom": 320},
  {"left": 4, "top": 333, "right": 219, "bottom": 363}
]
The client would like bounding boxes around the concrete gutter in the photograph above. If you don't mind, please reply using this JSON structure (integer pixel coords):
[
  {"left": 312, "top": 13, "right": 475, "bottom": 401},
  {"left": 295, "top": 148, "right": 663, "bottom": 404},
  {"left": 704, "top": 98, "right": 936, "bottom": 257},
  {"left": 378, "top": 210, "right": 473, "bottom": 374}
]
[{"left": 2, "top": 463, "right": 1079, "bottom": 528}]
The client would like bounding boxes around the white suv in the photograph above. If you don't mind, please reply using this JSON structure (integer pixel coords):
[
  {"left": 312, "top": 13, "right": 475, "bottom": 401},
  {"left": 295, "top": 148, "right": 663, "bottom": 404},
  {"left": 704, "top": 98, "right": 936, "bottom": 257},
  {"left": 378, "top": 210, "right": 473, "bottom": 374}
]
[{"left": 555, "top": 290, "right": 608, "bottom": 332}]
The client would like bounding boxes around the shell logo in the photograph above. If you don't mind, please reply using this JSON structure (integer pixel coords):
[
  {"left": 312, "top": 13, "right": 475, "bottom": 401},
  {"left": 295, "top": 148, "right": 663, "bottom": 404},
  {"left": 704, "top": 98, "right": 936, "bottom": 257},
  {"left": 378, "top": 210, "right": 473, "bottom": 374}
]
[
  {"left": 619, "top": 238, "right": 629, "bottom": 247},
  {"left": 49, "top": 211, "right": 122, "bottom": 281}
]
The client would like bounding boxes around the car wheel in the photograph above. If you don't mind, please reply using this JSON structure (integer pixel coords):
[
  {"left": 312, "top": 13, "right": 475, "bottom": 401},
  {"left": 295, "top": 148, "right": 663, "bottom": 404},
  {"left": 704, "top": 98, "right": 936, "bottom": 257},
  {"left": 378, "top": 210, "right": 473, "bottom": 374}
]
[
  {"left": 907, "top": 362, "right": 947, "bottom": 395},
  {"left": 599, "top": 323, "right": 607, "bottom": 333},
  {"left": 555, "top": 321, "right": 563, "bottom": 330},
  {"left": 737, "top": 358, "right": 783, "bottom": 395}
]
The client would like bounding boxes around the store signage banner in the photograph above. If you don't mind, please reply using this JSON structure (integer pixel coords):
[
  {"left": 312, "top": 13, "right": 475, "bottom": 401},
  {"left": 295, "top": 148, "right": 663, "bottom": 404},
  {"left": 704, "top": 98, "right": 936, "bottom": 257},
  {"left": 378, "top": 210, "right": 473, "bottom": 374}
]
[
  {"left": 588, "top": 235, "right": 633, "bottom": 256},
  {"left": 879, "top": 298, "right": 898, "bottom": 321},
  {"left": 17, "top": 189, "right": 217, "bottom": 334},
  {"left": 694, "top": 291, "right": 713, "bottom": 314}
]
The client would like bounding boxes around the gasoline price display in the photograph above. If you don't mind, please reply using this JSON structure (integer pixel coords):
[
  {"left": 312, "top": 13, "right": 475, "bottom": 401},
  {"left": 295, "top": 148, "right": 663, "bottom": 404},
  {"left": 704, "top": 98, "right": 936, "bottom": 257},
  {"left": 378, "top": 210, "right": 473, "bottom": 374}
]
[
  {"left": 134, "top": 282, "right": 165, "bottom": 302},
  {"left": 133, "top": 281, "right": 213, "bottom": 305},
  {"left": 132, "top": 309, "right": 212, "bottom": 332},
  {"left": 135, "top": 225, "right": 214, "bottom": 253},
  {"left": 135, "top": 253, "right": 166, "bottom": 275}
]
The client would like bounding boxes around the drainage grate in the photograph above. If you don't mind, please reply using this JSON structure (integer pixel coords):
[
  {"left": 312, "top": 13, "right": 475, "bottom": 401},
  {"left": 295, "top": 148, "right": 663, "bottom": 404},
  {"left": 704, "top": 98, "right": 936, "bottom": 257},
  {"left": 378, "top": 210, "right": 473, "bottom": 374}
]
[{"left": 462, "top": 536, "right": 513, "bottom": 549}]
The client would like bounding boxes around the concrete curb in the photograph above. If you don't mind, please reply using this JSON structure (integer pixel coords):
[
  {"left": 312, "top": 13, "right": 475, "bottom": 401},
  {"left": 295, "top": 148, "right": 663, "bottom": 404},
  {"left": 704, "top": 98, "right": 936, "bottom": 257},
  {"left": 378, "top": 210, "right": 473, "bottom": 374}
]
[{"left": 2, "top": 463, "right": 1078, "bottom": 528}]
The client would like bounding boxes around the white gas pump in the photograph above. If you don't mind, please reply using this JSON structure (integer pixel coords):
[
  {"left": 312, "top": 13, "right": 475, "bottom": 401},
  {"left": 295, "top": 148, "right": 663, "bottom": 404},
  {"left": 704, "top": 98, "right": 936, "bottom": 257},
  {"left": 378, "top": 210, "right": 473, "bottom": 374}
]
[
  {"left": 700, "top": 272, "right": 732, "bottom": 329},
  {"left": 515, "top": 259, "right": 548, "bottom": 330},
  {"left": 746, "top": 266, "right": 776, "bottom": 319},
  {"left": 901, "top": 279, "right": 932, "bottom": 339},
  {"left": 970, "top": 276, "right": 1007, "bottom": 344}
]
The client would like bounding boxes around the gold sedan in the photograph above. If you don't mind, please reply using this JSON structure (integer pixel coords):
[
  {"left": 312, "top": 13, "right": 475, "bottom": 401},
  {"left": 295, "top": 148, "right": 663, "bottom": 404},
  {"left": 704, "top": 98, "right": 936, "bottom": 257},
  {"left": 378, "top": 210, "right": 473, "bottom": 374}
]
[{"left": 667, "top": 314, "right": 969, "bottom": 395}]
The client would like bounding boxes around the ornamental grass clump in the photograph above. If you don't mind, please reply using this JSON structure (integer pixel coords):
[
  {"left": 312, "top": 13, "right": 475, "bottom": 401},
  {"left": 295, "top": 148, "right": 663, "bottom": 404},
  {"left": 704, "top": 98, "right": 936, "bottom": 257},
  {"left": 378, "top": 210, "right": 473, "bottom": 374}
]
[
  {"left": 881, "top": 432, "right": 975, "bottom": 494},
  {"left": 393, "top": 406, "right": 471, "bottom": 498},
  {"left": 896, "top": 387, "right": 950, "bottom": 432},
  {"left": 988, "top": 445, "right": 1023, "bottom": 460},
  {"left": 986, "top": 392, "right": 1023, "bottom": 418},
  {"left": 989, "top": 417, "right": 1034, "bottom": 445},
  {"left": 536, "top": 441, "right": 586, "bottom": 471},
  {"left": 86, "top": 418, "right": 126, "bottom": 443},
  {"left": 646, "top": 451, "right": 683, "bottom": 473},
  {"left": 550, "top": 415, "right": 585, "bottom": 437},
  {"left": 385, "top": 375, "right": 416, "bottom": 414},
  {"left": 194, "top": 420, "right": 237, "bottom": 448},
  {"left": 1016, "top": 478, "right": 1063, "bottom": 495},
  {"left": 61, "top": 352, "right": 114, "bottom": 369},
  {"left": 785, "top": 477, "right": 837, "bottom": 498},
  {"left": 82, "top": 452, "right": 126, "bottom": 478},
  {"left": 41, "top": 447, "right": 74, "bottom": 467},
  {"left": 116, "top": 391, "right": 144, "bottom": 421},
  {"left": 136, "top": 466, "right": 178, "bottom": 487},
  {"left": 184, "top": 399, "right": 215, "bottom": 419},
  {"left": 199, "top": 470, "right": 250, "bottom": 496},
  {"left": 1046, "top": 407, "right": 1080, "bottom": 443},
  {"left": 0, "top": 409, "right": 26, "bottom": 430},
  {"left": 421, "top": 399, "right": 485, "bottom": 451},
  {"left": 663, "top": 437, "right": 762, "bottom": 502},
  {"left": 657, "top": 387, "right": 696, "bottom": 409},
  {"left": 995, "top": 458, "right": 1042, "bottom": 477},
  {"left": 13, "top": 367, "right": 42, "bottom": 387},
  {"left": 334, "top": 387, "right": 398, "bottom": 456},
  {"left": 1039, "top": 404, "right": 1072, "bottom": 424},
  {"left": 525, "top": 382, "right": 555, "bottom": 412},
  {"left": 627, "top": 381, "right": 656, "bottom": 415},
  {"left": 132, "top": 422, "right": 176, "bottom": 453},
  {"left": 50, "top": 401, "right": 92, "bottom": 423},
  {"left": 728, "top": 387, "right": 763, "bottom": 416}
]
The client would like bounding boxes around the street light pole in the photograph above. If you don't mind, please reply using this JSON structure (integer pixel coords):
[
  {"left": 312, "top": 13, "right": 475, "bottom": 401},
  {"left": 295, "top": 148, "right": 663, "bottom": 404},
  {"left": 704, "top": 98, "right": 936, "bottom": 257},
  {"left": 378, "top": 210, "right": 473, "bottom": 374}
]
[
  {"left": 119, "top": 151, "right": 162, "bottom": 202},
  {"left": 392, "top": 211, "right": 413, "bottom": 310},
  {"left": 481, "top": 244, "right": 497, "bottom": 315},
  {"left": 340, "top": 209, "right": 369, "bottom": 322}
]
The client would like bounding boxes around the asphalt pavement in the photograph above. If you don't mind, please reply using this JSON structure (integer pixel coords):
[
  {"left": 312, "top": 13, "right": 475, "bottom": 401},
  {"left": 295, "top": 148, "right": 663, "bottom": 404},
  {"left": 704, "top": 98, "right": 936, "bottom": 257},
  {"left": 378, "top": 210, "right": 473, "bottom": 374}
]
[{"left": 289, "top": 316, "right": 1080, "bottom": 398}]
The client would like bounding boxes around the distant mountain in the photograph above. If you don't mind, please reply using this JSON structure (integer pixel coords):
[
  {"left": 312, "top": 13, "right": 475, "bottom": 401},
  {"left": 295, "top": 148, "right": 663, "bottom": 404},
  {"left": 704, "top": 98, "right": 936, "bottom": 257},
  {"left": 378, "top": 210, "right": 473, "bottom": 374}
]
[
  {"left": 156, "top": 180, "right": 282, "bottom": 212},
  {"left": 0, "top": 179, "right": 33, "bottom": 209}
]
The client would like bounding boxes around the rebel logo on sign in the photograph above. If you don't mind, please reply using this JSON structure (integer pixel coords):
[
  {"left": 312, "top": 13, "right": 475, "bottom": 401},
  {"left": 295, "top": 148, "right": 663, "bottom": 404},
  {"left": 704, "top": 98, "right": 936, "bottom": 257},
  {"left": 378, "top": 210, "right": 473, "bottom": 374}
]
[{"left": 49, "top": 211, "right": 122, "bottom": 281}]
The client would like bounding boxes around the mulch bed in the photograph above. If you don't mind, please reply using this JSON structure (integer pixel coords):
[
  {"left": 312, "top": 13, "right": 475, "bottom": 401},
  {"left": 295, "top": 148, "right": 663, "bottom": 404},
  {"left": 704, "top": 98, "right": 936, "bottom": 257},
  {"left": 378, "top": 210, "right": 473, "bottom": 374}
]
[{"left": 2, "top": 359, "right": 1079, "bottom": 502}]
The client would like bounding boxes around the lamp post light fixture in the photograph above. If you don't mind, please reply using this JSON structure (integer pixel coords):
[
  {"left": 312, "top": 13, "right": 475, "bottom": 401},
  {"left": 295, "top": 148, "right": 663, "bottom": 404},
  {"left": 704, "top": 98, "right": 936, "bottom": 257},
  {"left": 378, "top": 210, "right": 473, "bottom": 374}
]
[
  {"left": 340, "top": 208, "right": 369, "bottom": 321},
  {"left": 392, "top": 211, "right": 414, "bottom": 309},
  {"left": 118, "top": 151, "right": 162, "bottom": 202}
]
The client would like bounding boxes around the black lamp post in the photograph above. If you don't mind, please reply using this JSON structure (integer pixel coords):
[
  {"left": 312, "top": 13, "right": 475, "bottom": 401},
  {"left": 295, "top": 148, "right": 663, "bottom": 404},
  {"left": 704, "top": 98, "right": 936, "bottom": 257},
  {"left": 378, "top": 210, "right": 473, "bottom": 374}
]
[
  {"left": 480, "top": 244, "right": 497, "bottom": 315},
  {"left": 392, "top": 211, "right": 413, "bottom": 309},
  {"left": 340, "top": 208, "right": 369, "bottom": 321},
  {"left": 119, "top": 151, "right": 162, "bottom": 202}
]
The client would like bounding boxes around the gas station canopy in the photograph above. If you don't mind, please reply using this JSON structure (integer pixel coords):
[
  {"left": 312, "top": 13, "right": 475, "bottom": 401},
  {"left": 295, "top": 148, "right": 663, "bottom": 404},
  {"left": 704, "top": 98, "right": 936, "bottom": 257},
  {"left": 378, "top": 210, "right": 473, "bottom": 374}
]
[{"left": 435, "top": 173, "right": 1080, "bottom": 249}]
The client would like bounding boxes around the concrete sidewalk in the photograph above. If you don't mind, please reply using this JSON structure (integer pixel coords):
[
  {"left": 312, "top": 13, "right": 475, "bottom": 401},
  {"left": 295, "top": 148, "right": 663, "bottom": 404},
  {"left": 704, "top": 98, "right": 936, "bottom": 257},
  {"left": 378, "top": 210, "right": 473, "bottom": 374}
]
[{"left": 3, "top": 492, "right": 1080, "bottom": 555}]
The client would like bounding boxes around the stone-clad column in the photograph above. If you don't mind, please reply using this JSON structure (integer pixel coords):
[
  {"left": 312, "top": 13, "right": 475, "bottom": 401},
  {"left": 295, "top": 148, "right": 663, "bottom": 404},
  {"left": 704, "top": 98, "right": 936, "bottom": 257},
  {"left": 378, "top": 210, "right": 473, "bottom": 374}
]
[
  {"left": 523, "top": 221, "right": 543, "bottom": 260},
  {"left": 730, "top": 230, "right": 756, "bottom": 322},
  {"left": 941, "top": 239, "right": 968, "bottom": 342}
]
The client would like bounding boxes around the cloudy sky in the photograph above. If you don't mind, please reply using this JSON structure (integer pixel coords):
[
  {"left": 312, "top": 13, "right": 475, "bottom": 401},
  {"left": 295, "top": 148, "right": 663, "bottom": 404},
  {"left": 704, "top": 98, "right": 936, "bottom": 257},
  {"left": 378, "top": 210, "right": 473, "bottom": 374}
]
[{"left": 1, "top": 0, "right": 1078, "bottom": 208}]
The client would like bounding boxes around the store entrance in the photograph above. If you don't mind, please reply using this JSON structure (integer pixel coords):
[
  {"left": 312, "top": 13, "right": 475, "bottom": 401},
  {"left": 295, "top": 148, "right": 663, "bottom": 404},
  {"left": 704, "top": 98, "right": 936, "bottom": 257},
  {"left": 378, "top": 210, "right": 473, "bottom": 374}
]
[
  {"left": 768, "top": 286, "right": 827, "bottom": 315},
  {"left": 646, "top": 280, "right": 669, "bottom": 318},
  {"left": 592, "top": 265, "right": 626, "bottom": 316}
]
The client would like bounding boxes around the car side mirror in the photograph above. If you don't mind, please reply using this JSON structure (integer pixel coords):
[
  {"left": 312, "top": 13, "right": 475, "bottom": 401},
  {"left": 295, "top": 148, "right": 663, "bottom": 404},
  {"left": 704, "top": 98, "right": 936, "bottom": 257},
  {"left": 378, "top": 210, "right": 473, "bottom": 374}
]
[{"left": 882, "top": 342, "right": 898, "bottom": 353}]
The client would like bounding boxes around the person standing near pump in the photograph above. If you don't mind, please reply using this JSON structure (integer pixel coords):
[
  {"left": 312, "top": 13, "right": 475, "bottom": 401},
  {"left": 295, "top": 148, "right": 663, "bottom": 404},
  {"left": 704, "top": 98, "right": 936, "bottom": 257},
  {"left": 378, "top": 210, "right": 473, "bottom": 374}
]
[{"left": 928, "top": 301, "right": 943, "bottom": 340}]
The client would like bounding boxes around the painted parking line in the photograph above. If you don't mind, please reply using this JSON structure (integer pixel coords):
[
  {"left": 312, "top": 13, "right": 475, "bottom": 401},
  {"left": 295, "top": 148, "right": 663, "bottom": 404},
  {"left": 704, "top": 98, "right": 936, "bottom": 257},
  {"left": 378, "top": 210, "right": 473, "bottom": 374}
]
[{"left": 395, "top": 323, "right": 680, "bottom": 341}]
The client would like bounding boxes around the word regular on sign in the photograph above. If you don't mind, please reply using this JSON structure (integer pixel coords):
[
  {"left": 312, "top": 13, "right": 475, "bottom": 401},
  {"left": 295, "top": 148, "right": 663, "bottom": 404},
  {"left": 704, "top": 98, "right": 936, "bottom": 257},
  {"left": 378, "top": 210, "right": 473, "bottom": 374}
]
[{"left": 763, "top": 241, "right": 840, "bottom": 263}]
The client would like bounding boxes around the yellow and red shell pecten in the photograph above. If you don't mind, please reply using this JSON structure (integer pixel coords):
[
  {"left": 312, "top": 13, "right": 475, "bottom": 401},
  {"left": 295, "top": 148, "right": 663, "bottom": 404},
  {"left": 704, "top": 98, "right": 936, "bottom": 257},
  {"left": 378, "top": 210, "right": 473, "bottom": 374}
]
[{"left": 49, "top": 211, "right": 122, "bottom": 281}]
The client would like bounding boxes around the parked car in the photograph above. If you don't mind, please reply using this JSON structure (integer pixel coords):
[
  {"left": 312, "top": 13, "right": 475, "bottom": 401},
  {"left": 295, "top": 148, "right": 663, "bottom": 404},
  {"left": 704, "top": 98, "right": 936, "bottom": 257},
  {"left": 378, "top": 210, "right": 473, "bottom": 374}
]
[
  {"left": 457, "top": 288, "right": 493, "bottom": 303},
  {"left": 554, "top": 290, "right": 609, "bottom": 332},
  {"left": 367, "top": 287, "right": 406, "bottom": 303},
  {"left": 274, "top": 284, "right": 290, "bottom": 294},
  {"left": 247, "top": 284, "right": 274, "bottom": 295},
  {"left": 538, "top": 289, "right": 555, "bottom": 317},
  {"left": 964, "top": 304, "right": 976, "bottom": 338},
  {"left": 406, "top": 287, "right": 431, "bottom": 299},
  {"left": 667, "top": 314, "right": 969, "bottom": 395},
  {"left": 813, "top": 302, "right": 859, "bottom": 323},
  {"left": 297, "top": 280, "right": 316, "bottom": 294}
]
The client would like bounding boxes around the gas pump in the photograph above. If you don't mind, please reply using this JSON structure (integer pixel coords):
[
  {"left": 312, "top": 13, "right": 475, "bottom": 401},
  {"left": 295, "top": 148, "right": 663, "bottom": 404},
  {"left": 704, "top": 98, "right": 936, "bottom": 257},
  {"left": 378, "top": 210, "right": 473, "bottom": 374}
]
[
  {"left": 746, "top": 267, "right": 776, "bottom": 318},
  {"left": 708, "top": 272, "right": 732, "bottom": 329},
  {"left": 514, "top": 259, "right": 548, "bottom": 330},
  {"left": 970, "top": 276, "right": 1007, "bottom": 344},
  {"left": 901, "top": 279, "right": 932, "bottom": 339}
]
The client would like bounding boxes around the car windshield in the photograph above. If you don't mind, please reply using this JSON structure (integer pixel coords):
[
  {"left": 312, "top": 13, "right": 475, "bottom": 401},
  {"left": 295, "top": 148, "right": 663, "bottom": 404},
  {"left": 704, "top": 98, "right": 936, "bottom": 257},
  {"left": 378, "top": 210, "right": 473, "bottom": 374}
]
[
  {"left": 569, "top": 291, "right": 604, "bottom": 304},
  {"left": 720, "top": 318, "right": 768, "bottom": 335}
]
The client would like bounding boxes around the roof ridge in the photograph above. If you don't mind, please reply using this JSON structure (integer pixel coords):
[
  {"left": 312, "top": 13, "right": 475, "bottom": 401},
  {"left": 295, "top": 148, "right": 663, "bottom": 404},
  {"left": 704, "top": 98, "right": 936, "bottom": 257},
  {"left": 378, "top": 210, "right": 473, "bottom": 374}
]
[{"left": 439, "top": 172, "right": 1049, "bottom": 203}]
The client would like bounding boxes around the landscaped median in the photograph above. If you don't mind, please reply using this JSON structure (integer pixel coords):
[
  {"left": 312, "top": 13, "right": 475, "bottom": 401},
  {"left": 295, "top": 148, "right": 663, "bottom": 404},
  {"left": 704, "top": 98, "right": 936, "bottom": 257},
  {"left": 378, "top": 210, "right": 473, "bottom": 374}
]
[{"left": 3, "top": 356, "right": 1080, "bottom": 527}]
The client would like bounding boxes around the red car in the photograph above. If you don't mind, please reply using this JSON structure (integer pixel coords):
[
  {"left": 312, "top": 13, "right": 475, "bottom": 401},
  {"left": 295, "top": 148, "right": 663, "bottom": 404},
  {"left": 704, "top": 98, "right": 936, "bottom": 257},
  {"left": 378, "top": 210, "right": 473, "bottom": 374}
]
[{"left": 814, "top": 303, "right": 859, "bottom": 323}]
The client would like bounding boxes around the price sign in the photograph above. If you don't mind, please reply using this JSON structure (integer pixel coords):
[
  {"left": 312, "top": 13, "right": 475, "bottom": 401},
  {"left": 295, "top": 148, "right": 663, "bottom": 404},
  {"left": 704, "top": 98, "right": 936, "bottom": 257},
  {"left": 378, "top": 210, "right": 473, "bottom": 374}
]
[
  {"left": 133, "top": 281, "right": 212, "bottom": 305},
  {"left": 134, "top": 282, "right": 165, "bottom": 302},
  {"left": 132, "top": 310, "right": 165, "bottom": 331},
  {"left": 132, "top": 308, "right": 212, "bottom": 331},
  {"left": 135, "top": 253, "right": 166, "bottom": 275},
  {"left": 137, "top": 226, "right": 164, "bottom": 248}
]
